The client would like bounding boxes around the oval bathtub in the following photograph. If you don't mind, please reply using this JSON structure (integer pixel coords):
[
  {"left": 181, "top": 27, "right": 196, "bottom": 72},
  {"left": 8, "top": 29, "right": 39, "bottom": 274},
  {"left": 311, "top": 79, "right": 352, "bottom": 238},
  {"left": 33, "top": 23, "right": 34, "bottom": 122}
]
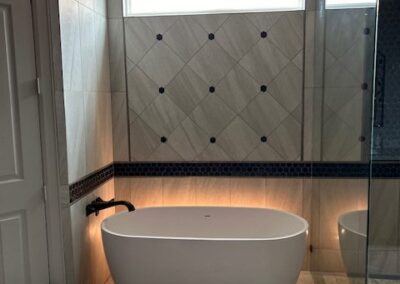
[
  {"left": 338, "top": 210, "right": 367, "bottom": 277},
  {"left": 102, "top": 207, "right": 308, "bottom": 284}
]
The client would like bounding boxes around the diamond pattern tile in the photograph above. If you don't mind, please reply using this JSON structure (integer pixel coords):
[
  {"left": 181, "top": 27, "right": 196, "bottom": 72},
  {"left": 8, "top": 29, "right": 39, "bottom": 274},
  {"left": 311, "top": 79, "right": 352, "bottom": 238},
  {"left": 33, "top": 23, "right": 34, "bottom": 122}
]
[
  {"left": 191, "top": 14, "right": 229, "bottom": 33},
  {"left": 140, "top": 95, "right": 186, "bottom": 135},
  {"left": 130, "top": 117, "right": 160, "bottom": 161},
  {"left": 245, "top": 12, "right": 283, "bottom": 31},
  {"left": 169, "top": 118, "right": 209, "bottom": 161},
  {"left": 245, "top": 143, "right": 283, "bottom": 161},
  {"left": 216, "top": 14, "right": 260, "bottom": 60},
  {"left": 140, "top": 16, "right": 178, "bottom": 34},
  {"left": 196, "top": 144, "right": 230, "bottom": 161},
  {"left": 164, "top": 17, "right": 208, "bottom": 62},
  {"left": 268, "top": 62, "right": 303, "bottom": 113},
  {"left": 190, "top": 95, "right": 235, "bottom": 135},
  {"left": 216, "top": 65, "right": 259, "bottom": 113},
  {"left": 268, "top": 14, "right": 303, "bottom": 59},
  {"left": 138, "top": 41, "right": 185, "bottom": 86},
  {"left": 239, "top": 39, "right": 289, "bottom": 84},
  {"left": 127, "top": 67, "right": 158, "bottom": 114},
  {"left": 188, "top": 41, "right": 236, "bottom": 85},
  {"left": 217, "top": 117, "right": 259, "bottom": 161},
  {"left": 147, "top": 144, "right": 183, "bottom": 161},
  {"left": 240, "top": 95, "right": 289, "bottom": 136},
  {"left": 167, "top": 66, "right": 208, "bottom": 115},
  {"left": 124, "top": 18, "right": 155, "bottom": 64}
]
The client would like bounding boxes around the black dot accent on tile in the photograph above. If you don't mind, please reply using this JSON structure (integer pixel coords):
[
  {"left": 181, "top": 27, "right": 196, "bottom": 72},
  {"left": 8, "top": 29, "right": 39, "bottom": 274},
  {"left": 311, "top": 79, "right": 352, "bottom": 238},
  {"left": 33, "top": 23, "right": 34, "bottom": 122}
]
[
  {"left": 161, "top": 136, "right": 168, "bottom": 143},
  {"left": 359, "top": 136, "right": 366, "bottom": 142},
  {"left": 159, "top": 87, "right": 165, "bottom": 94},
  {"left": 156, "top": 34, "right": 163, "bottom": 40},
  {"left": 209, "top": 86, "right": 215, "bottom": 93},
  {"left": 361, "top": 83, "right": 369, "bottom": 90},
  {"left": 208, "top": 33, "right": 215, "bottom": 40},
  {"left": 364, "top": 28, "right": 370, "bottom": 35},
  {"left": 70, "top": 162, "right": 400, "bottom": 203},
  {"left": 210, "top": 137, "right": 216, "bottom": 143},
  {"left": 261, "top": 31, "right": 268, "bottom": 38},
  {"left": 260, "top": 85, "right": 268, "bottom": 93},
  {"left": 261, "top": 136, "right": 268, "bottom": 143}
]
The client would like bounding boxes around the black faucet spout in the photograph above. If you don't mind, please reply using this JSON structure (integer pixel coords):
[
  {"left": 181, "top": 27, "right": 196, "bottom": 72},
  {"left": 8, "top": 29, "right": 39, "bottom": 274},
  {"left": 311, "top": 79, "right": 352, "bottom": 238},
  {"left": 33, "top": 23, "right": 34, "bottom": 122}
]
[{"left": 86, "top": 197, "right": 135, "bottom": 216}]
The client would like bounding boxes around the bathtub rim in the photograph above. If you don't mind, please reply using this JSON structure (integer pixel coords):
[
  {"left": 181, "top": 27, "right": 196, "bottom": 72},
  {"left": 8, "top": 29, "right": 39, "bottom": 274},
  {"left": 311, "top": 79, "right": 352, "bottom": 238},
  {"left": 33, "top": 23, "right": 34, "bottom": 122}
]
[
  {"left": 101, "top": 206, "right": 309, "bottom": 241},
  {"left": 338, "top": 209, "right": 367, "bottom": 238}
]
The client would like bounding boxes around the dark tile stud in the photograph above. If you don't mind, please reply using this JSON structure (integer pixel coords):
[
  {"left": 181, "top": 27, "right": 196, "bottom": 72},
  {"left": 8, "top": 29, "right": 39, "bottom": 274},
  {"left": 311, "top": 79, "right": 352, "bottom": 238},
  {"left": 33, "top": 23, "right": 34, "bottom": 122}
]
[
  {"left": 359, "top": 136, "right": 366, "bottom": 142},
  {"left": 364, "top": 28, "right": 370, "bottom": 35},
  {"left": 156, "top": 34, "right": 163, "bottom": 41},
  {"left": 260, "top": 85, "right": 268, "bottom": 93},
  {"left": 209, "top": 86, "right": 215, "bottom": 93},
  {"left": 261, "top": 136, "right": 267, "bottom": 143},
  {"left": 361, "top": 83, "right": 368, "bottom": 90},
  {"left": 208, "top": 33, "right": 215, "bottom": 40},
  {"left": 261, "top": 31, "right": 268, "bottom": 38},
  {"left": 160, "top": 136, "right": 168, "bottom": 143},
  {"left": 159, "top": 87, "right": 165, "bottom": 94},
  {"left": 210, "top": 137, "right": 216, "bottom": 143}
]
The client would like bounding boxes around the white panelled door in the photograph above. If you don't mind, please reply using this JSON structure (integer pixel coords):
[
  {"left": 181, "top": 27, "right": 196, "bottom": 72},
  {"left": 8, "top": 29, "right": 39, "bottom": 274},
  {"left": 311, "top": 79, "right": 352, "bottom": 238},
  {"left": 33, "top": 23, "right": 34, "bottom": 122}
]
[{"left": 0, "top": 0, "right": 49, "bottom": 282}]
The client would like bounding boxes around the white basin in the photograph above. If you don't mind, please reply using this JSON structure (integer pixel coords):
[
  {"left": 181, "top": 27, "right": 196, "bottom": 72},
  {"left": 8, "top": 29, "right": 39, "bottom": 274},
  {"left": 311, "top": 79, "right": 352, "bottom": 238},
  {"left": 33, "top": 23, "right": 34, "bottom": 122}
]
[{"left": 102, "top": 206, "right": 308, "bottom": 284}]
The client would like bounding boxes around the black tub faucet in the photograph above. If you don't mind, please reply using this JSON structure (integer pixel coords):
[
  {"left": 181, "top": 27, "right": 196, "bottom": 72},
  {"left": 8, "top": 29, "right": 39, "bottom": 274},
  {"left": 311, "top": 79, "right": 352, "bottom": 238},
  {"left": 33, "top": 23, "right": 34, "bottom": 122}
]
[{"left": 86, "top": 197, "right": 135, "bottom": 216}]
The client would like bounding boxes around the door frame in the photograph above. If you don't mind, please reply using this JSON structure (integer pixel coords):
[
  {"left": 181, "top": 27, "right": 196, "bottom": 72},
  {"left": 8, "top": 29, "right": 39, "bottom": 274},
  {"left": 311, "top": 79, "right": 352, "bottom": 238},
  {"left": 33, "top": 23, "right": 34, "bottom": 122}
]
[{"left": 30, "top": 0, "right": 68, "bottom": 282}]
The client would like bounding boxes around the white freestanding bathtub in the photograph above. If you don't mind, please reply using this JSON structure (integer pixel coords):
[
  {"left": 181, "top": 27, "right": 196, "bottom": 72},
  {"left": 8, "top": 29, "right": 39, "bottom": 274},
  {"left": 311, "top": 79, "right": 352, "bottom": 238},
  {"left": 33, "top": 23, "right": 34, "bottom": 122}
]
[
  {"left": 102, "top": 207, "right": 308, "bottom": 284},
  {"left": 338, "top": 210, "right": 367, "bottom": 277}
]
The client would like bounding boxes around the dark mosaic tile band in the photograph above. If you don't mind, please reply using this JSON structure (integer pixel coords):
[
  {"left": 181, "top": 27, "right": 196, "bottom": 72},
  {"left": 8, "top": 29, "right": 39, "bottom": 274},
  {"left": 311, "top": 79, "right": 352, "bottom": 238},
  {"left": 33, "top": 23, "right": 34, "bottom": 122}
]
[
  {"left": 70, "top": 162, "right": 400, "bottom": 203},
  {"left": 69, "top": 164, "right": 114, "bottom": 203}
]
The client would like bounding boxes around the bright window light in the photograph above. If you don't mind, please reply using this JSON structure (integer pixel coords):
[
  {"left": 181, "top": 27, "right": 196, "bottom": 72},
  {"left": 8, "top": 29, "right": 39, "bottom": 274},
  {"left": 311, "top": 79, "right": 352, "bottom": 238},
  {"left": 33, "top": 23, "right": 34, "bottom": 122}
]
[
  {"left": 326, "top": 0, "right": 377, "bottom": 9},
  {"left": 125, "top": 0, "right": 305, "bottom": 17}
]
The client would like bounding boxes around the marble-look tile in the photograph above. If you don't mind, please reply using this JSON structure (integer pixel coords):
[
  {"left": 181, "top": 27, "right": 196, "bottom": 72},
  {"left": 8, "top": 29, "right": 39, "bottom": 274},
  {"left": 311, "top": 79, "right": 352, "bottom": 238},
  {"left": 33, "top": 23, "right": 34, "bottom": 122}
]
[
  {"left": 79, "top": 4, "right": 97, "bottom": 92},
  {"left": 114, "top": 178, "right": 131, "bottom": 213},
  {"left": 111, "top": 92, "right": 129, "bottom": 161},
  {"left": 217, "top": 117, "right": 259, "bottom": 161},
  {"left": 245, "top": 12, "right": 283, "bottom": 31},
  {"left": 78, "top": 0, "right": 94, "bottom": 10},
  {"left": 108, "top": 19, "right": 126, "bottom": 92},
  {"left": 194, "top": 177, "right": 231, "bottom": 206},
  {"left": 216, "top": 65, "right": 259, "bottom": 113},
  {"left": 169, "top": 118, "right": 209, "bottom": 161},
  {"left": 127, "top": 67, "right": 158, "bottom": 114},
  {"left": 164, "top": 17, "right": 208, "bottom": 62},
  {"left": 239, "top": 39, "right": 289, "bottom": 84},
  {"left": 140, "top": 16, "right": 178, "bottom": 34},
  {"left": 293, "top": 51, "right": 304, "bottom": 71},
  {"left": 337, "top": 91, "right": 363, "bottom": 132},
  {"left": 64, "top": 91, "right": 86, "bottom": 183},
  {"left": 94, "top": 0, "right": 106, "bottom": 17},
  {"left": 106, "top": 0, "right": 122, "bottom": 19},
  {"left": 245, "top": 143, "right": 283, "bottom": 161},
  {"left": 94, "top": 15, "right": 111, "bottom": 92},
  {"left": 129, "top": 117, "right": 160, "bottom": 161},
  {"left": 54, "top": 91, "right": 69, "bottom": 186},
  {"left": 324, "top": 61, "right": 360, "bottom": 88},
  {"left": 138, "top": 41, "right": 185, "bottom": 86},
  {"left": 268, "top": 62, "right": 303, "bottom": 113},
  {"left": 267, "top": 115, "right": 301, "bottom": 160},
  {"left": 130, "top": 177, "right": 163, "bottom": 208},
  {"left": 265, "top": 178, "right": 303, "bottom": 216},
  {"left": 147, "top": 143, "right": 183, "bottom": 161},
  {"left": 139, "top": 94, "right": 186, "bottom": 135},
  {"left": 188, "top": 41, "right": 236, "bottom": 85},
  {"left": 167, "top": 66, "right": 208, "bottom": 115},
  {"left": 124, "top": 18, "right": 156, "bottom": 64},
  {"left": 323, "top": 88, "right": 360, "bottom": 113},
  {"left": 162, "top": 178, "right": 197, "bottom": 206},
  {"left": 190, "top": 95, "right": 235, "bottom": 135},
  {"left": 216, "top": 14, "right": 260, "bottom": 60},
  {"left": 311, "top": 249, "right": 346, "bottom": 273},
  {"left": 190, "top": 14, "right": 229, "bottom": 33},
  {"left": 59, "top": 0, "right": 83, "bottom": 92},
  {"left": 338, "top": 35, "right": 368, "bottom": 82},
  {"left": 240, "top": 94, "right": 289, "bottom": 136},
  {"left": 196, "top": 144, "right": 230, "bottom": 161},
  {"left": 268, "top": 13, "right": 303, "bottom": 59},
  {"left": 230, "top": 178, "right": 266, "bottom": 208}
]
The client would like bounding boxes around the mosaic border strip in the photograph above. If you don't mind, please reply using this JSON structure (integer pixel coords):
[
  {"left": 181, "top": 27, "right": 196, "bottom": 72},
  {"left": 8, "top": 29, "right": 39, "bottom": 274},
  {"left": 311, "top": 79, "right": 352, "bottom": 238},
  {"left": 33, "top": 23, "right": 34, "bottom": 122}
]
[{"left": 69, "top": 162, "right": 400, "bottom": 203}]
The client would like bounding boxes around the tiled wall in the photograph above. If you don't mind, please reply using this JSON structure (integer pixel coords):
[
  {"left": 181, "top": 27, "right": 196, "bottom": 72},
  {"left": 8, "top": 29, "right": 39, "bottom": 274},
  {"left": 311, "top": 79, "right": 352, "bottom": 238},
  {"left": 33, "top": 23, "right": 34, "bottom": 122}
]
[
  {"left": 69, "top": 180, "right": 115, "bottom": 283},
  {"left": 114, "top": 176, "right": 368, "bottom": 273},
  {"left": 59, "top": 0, "right": 113, "bottom": 183}
]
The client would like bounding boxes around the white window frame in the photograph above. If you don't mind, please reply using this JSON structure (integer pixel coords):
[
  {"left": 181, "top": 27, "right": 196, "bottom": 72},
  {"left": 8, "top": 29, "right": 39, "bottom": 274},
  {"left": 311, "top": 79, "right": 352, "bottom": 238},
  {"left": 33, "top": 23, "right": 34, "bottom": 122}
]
[
  {"left": 326, "top": 0, "right": 377, "bottom": 9},
  {"left": 124, "top": 0, "right": 305, "bottom": 17}
]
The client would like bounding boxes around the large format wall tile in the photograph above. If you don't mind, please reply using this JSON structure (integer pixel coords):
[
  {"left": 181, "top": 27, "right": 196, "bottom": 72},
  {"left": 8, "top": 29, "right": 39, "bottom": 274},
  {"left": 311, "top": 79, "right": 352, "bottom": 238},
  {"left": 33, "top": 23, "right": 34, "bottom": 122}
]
[{"left": 124, "top": 11, "right": 304, "bottom": 162}]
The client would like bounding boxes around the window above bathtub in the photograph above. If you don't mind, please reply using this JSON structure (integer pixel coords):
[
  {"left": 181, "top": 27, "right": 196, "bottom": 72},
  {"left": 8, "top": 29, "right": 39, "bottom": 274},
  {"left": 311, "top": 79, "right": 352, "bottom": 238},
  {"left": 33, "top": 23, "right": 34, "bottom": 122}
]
[
  {"left": 124, "top": 0, "right": 305, "bottom": 17},
  {"left": 326, "top": 0, "right": 377, "bottom": 9}
]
